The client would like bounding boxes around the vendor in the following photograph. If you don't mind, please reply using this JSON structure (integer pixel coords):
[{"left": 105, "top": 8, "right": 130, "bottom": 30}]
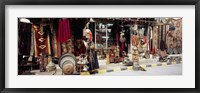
[{"left": 82, "top": 23, "right": 99, "bottom": 73}]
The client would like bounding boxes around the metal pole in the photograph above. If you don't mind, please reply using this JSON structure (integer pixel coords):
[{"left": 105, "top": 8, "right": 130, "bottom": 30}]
[
  {"left": 106, "top": 24, "right": 108, "bottom": 49},
  {"left": 95, "top": 22, "right": 97, "bottom": 48}
]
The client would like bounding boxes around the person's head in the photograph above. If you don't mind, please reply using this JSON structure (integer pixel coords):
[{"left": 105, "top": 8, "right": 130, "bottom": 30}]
[{"left": 83, "top": 29, "right": 93, "bottom": 41}]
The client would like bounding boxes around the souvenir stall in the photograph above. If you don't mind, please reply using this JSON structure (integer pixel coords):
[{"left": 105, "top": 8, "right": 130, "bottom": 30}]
[{"left": 18, "top": 18, "right": 182, "bottom": 75}]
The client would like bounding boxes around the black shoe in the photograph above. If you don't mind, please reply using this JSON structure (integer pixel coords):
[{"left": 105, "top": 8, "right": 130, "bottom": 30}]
[{"left": 89, "top": 70, "right": 96, "bottom": 74}]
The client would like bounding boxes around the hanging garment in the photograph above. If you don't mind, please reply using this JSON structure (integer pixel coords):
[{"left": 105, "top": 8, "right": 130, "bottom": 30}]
[
  {"left": 132, "top": 34, "right": 140, "bottom": 46},
  {"left": 33, "top": 24, "right": 51, "bottom": 58},
  {"left": 120, "top": 42, "right": 125, "bottom": 52},
  {"left": 153, "top": 27, "right": 158, "bottom": 52},
  {"left": 57, "top": 18, "right": 71, "bottom": 43},
  {"left": 130, "top": 25, "right": 138, "bottom": 35},
  {"left": 51, "top": 29, "right": 61, "bottom": 58},
  {"left": 146, "top": 26, "right": 150, "bottom": 51},
  {"left": 111, "top": 21, "right": 121, "bottom": 45},
  {"left": 116, "top": 32, "right": 119, "bottom": 45},
  {"left": 124, "top": 36, "right": 129, "bottom": 54},
  {"left": 150, "top": 39, "right": 153, "bottom": 53},
  {"left": 18, "top": 22, "right": 32, "bottom": 56},
  {"left": 51, "top": 19, "right": 61, "bottom": 58},
  {"left": 148, "top": 27, "right": 153, "bottom": 52},
  {"left": 119, "top": 32, "right": 126, "bottom": 52},
  {"left": 28, "top": 26, "right": 35, "bottom": 61},
  {"left": 124, "top": 26, "right": 130, "bottom": 44},
  {"left": 139, "top": 28, "right": 145, "bottom": 36},
  {"left": 160, "top": 40, "right": 167, "bottom": 51},
  {"left": 133, "top": 24, "right": 138, "bottom": 31}
]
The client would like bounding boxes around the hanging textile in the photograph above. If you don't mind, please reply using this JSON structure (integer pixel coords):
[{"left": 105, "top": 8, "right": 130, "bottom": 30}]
[
  {"left": 121, "top": 42, "right": 125, "bottom": 52},
  {"left": 50, "top": 19, "right": 61, "bottom": 58},
  {"left": 33, "top": 24, "right": 51, "bottom": 57},
  {"left": 160, "top": 40, "right": 167, "bottom": 51},
  {"left": 143, "top": 23, "right": 149, "bottom": 36},
  {"left": 124, "top": 26, "right": 130, "bottom": 44},
  {"left": 116, "top": 32, "right": 119, "bottom": 45},
  {"left": 132, "top": 34, "right": 139, "bottom": 46},
  {"left": 51, "top": 29, "right": 61, "bottom": 58},
  {"left": 18, "top": 22, "right": 32, "bottom": 55},
  {"left": 28, "top": 26, "right": 35, "bottom": 61},
  {"left": 111, "top": 20, "right": 121, "bottom": 46},
  {"left": 139, "top": 28, "right": 144, "bottom": 37},
  {"left": 57, "top": 18, "right": 71, "bottom": 43},
  {"left": 119, "top": 32, "right": 126, "bottom": 53},
  {"left": 124, "top": 29, "right": 130, "bottom": 54}
]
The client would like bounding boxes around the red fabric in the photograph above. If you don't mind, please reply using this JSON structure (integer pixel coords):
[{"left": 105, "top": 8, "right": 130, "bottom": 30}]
[
  {"left": 151, "top": 47, "right": 155, "bottom": 54},
  {"left": 143, "top": 36, "right": 146, "bottom": 44},
  {"left": 121, "top": 42, "right": 124, "bottom": 52},
  {"left": 74, "top": 40, "right": 86, "bottom": 56},
  {"left": 148, "top": 40, "right": 150, "bottom": 52},
  {"left": 89, "top": 32, "right": 93, "bottom": 41},
  {"left": 57, "top": 19, "right": 71, "bottom": 43},
  {"left": 116, "top": 32, "right": 118, "bottom": 45}
]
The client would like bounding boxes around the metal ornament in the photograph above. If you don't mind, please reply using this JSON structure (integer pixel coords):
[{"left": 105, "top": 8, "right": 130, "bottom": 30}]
[
  {"left": 167, "top": 48, "right": 173, "bottom": 54},
  {"left": 173, "top": 48, "right": 178, "bottom": 54}
]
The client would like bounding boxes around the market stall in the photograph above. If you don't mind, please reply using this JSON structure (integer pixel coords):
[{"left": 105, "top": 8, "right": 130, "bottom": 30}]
[{"left": 18, "top": 18, "right": 182, "bottom": 75}]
